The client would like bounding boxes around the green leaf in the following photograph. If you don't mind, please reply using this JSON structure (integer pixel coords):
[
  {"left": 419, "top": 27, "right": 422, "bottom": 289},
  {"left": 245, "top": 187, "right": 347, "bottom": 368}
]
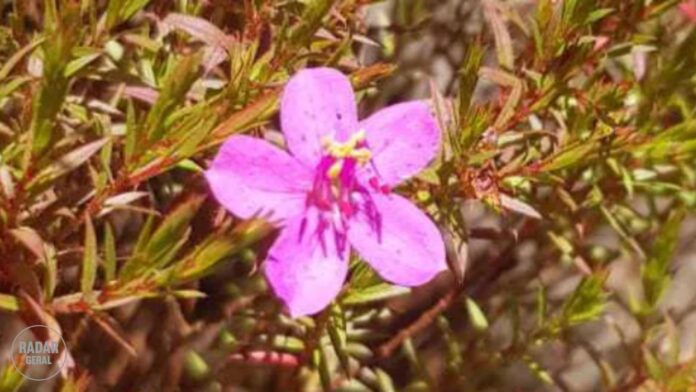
[
  {"left": 124, "top": 99, "right": 137, "bottom": 162},
  {"left": 168, "top": 106, "right": 218, "bottom": 159},
  {"left": 171, "top": 290, "right": 207, "bottom": 299},
  {"left": 0, "top": 293, "right": 20, "bottom": 312},
  {"left": 0, "top": 76, "right": 32, "bottom": 102},
  {"left": 315, "top": 344, "right": 332, "bottom": 392},
  {"left": 375, "top": 368, "right": 396, "bottom": 392},
  {"left": 600, "top": 206, "right": 645, "bottom": 258},
  {"left": 586, "top": 8, "right": 614, "bottom": 24},
  {"left": 643, "top": 347, "right": 666, "bottom": 381},
  {"left": 183, "top": 350, "right": 209, "bottom": 381},
  {"left": 132, "top": 214, "right": 155, "bottom": 255},
  {"left": 484, "top": 1, "right": 514, "bottom": 70},
  {"left": 290, "top": 0, "right": 333, "bottom": 46},
  {"left": 81, "top": 216, "right": 98, "bottom": 301},
  {"left": 456, "top": 42, "right": 485, "bottom": 150},
  {"left": 536, "top": 284, "right": 547, "bottom": 327},
  {"left": 162, "top": 13, "right": 234, "bottom": 49},
  {"left": 58, "top": 373, "right": 89, "bottom": 392},
  {"left": 345, "top": 342, "right": 373, "bottom": 361},
  {"left": 30, "top": 138, "right": 108, "bottom": 188},
  {"left": 167, "top": 219, "right": 272, "bottom": 284},
  {"left": 541, "top": 142, "right": 595, "bottom": 172},
  {"left": 642, "top": 209, "right": 685, "bottom": 310},
  {"left": 465, "top": 297, "right": 489, "bottom": 331},
  {"left": 120, "top": 196, "right": 204, "bottom": 279},
  {"left": 524, "top": 356, "right": 554, "bottom": 385},
  {"left": 29, "top": 1, "right": 80, "bottom": 155},
  {"left": 105, "top": 0, "right": 151, "bottom": 30},
  {"left": 269, "top": 335, "right": 305, "bottom": 353},
  {"left": 328, "top": 307, "right": 350, "bottom": 374},
  {"left": 0, "top": 38, "right": 44, "bottom": 81},
  {"left": 9, "top": 226, "right": 47, "bottom": 260},
  {"left": 0, "top": 362, "right": 25, "bottom": 391},
  {"left": 457, "top": 42, "right": 484, "bottom": 119},
  {"left": 500, "top": 194, "right": 542, "bottom": 219},
  {"left": 561, "top": 275, "right": 607, "bottom": 326},
  {"left": 548, "top": 231, "right": 574, "bottom": 255},
  {"left": 43, "top": 245, "right": 58, "bottom": 301},
  {"left": 144, "top": 197, "right": 201, "bottom": 263},
  {"left": 207, "top": 88, "right": 280, "bottom": 145},
  {"left": 342, "top": 283, "right": 410, "bottom": 305},
  {"left": 104, "top": 223, "right": 117, "bottom": 282},
  {"left": 175, "top": 159, "right": 204, "bottom": 172},
  {"left": 478, "top": 67, "right": 523, "bottom": 129},
  {"left": 92, "top": 293, "right": 158, "bottom": 310},
  {"left": 139, "top": 52, "right": 202, "bottom": 151},
  {"left": 437, "top": 316, "right": 463, "bottom": 369},
  {"left": 64, "top": 49, "right": 101, "bottom": 77}
]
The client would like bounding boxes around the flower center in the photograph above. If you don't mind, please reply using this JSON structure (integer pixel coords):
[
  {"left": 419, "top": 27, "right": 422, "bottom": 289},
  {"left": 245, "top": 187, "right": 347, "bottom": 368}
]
[
  {"left": 323, "top": 130, "right": 373, "bottom": 176},
  {"left": 303, "top": 131, "right": 383, "bottom": 254},
  {"left": 308, "top": 130, "right": 372, "bottom": 213}
]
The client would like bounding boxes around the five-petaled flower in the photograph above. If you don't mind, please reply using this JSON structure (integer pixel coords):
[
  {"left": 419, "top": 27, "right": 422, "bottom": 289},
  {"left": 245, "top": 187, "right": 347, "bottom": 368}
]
[{"left": 205, "top": 68, "right": 446, "bottom": 317}]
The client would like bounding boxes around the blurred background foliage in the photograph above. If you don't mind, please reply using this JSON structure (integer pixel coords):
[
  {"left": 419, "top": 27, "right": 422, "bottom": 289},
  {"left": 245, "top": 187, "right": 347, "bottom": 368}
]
[{"left": 0, "top": 0, "right": 696, "bottom": 391}]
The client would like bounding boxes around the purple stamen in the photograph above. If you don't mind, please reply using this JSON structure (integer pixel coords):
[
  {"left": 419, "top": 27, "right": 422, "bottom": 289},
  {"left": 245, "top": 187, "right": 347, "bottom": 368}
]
[{"left": 303, "top": 146, "right": 385, "bottom": 255}]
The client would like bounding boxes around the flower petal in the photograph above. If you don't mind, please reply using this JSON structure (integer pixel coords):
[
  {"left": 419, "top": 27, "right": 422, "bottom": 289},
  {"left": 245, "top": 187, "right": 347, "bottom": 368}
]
[
  {"left": 205, "top": 135, "right": 311, "bottom": 223},
  {"left": 681, "top": 1, "right": 696, "bottom": 22},
  {"left": 348, "top": 193, "right": 446, "bottom": 286},
  {"left": 360, "top": 101, "right": 440, "bottom": 186},
  {"left": 281, "top": 68, "right": 359, "bottom": 166},
  {"left": 265, "top": 212, "right": 349, "bottom": 317}
]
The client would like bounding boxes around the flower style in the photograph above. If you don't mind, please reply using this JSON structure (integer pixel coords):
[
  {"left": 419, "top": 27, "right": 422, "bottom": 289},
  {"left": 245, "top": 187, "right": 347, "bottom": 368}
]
[{"left": 205, "top": 68, "right": 446, "bottom": 317}]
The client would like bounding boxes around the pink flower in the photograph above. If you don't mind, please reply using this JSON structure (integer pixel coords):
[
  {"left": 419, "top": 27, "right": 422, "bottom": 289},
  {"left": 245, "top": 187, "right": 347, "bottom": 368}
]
[
  {"left": 205, "top": 68, "right": 446, "bottom": 317},
  {"left": 681, "top": 1, "right": 696, "bottom": 22}
]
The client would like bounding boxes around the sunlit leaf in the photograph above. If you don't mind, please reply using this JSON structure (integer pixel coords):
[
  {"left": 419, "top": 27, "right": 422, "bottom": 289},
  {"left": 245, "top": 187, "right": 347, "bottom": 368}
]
[{"left": 81, "top": 215, "right": 98, "bottom": 301}]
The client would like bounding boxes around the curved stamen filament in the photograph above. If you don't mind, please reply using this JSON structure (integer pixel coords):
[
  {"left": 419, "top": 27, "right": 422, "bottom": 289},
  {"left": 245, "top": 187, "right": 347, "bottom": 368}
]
[{"left": 305, "top": 130, "right": 383, "bottom": 255}]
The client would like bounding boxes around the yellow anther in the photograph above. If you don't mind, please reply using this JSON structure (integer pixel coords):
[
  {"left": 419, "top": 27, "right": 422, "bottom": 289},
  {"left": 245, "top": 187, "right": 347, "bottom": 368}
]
[
  {"left": 350, "top": 148, "right": 372, "bottom": 164},
  {"left": 324, "top": 130, "right": 369, "bottom": 161},
  {"left": 351, "top": 129, "right": 367, "bottom": 144},
  {"left": 328, "top": 144, "right": 350, "bottom": 158},
  {"left": 327, "top": 160, "right": 344, "bottom": 179}
]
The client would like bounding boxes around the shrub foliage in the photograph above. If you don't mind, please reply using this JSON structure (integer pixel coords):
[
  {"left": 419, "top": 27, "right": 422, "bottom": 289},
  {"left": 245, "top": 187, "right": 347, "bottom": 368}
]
[{"left": 0, "top": 0, "right": 695, "bottom": 390}]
